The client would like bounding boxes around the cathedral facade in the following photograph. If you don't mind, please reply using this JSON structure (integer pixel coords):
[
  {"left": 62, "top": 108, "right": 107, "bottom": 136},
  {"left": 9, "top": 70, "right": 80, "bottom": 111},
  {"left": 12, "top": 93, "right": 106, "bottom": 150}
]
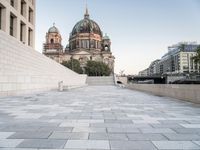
[{"left": 43, "top": 8, "right": 115, "bottom": 74}]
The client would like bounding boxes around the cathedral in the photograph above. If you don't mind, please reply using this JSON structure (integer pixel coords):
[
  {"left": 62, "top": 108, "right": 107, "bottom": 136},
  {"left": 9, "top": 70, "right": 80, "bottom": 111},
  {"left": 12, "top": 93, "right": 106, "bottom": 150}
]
[{"left": 43, "top": 8, "right": 115, "bottom": 74}]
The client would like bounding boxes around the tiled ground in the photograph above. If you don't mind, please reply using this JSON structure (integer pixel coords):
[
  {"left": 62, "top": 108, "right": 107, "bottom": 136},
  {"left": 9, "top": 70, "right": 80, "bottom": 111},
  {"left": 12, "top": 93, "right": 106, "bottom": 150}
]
[{"left": 0, "top": 86, "right": 200, "bottom": 150}]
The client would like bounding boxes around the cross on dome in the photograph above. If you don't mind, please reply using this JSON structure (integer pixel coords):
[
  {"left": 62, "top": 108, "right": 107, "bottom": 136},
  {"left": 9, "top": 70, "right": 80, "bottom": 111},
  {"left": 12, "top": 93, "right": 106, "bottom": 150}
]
[{"left": 84, "top": 1, "right": 89, "bottom": 19}]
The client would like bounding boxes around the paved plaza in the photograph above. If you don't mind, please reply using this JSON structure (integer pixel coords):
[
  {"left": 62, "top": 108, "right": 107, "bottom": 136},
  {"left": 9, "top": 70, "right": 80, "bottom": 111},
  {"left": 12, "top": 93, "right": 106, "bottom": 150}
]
[{"left": 0, "top": 86, "right": 200, "bottom": 150}]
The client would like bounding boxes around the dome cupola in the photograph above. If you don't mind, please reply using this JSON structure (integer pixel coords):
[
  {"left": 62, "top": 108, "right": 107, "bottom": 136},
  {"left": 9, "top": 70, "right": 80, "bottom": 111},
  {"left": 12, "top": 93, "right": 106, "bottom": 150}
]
[
  {"left": 48, "top": 23, "right": 60, "bottom": 34},
  {"left": 70, "top": 8, "right": 102, "bottom": 37},
  {"left": 103, "top": 33, "right": 110, "bottom": 40}
]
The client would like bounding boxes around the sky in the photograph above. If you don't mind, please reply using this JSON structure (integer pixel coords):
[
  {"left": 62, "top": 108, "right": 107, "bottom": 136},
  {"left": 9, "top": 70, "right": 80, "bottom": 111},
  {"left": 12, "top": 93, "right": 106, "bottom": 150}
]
[{"left": 35, "top": 0, "right": 200, "bottom": 75}]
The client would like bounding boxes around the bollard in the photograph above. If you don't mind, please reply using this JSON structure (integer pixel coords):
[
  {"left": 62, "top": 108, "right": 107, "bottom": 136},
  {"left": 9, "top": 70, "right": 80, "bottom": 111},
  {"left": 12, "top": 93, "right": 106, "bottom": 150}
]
[{"left": 58, "top": 81, "right": 64, "bottom": 91}]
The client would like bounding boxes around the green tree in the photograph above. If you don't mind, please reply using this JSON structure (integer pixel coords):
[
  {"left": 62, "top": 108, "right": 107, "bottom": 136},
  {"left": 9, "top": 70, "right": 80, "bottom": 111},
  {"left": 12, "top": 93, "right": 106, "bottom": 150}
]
[
  {"left": 85, "top": 61, "right": 111, "bottom": 76},
  {"left": 192, "top": 46, "right": 200, "bottom": 72},
  {"left": 179, "top": 43, "right": 186, "bottom": 51},
  {"left": 62, "top": 59, "right": 83, "bottom": 74}
]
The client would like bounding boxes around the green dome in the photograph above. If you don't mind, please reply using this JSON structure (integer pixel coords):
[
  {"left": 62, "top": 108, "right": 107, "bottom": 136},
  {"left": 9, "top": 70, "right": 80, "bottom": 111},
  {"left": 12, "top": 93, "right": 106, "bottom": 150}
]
[
  {"left": 103, "top": 34, "right": 110, "bottom": 40},
  {"left": 71, "top": 10, "right": 102, "bottom": 37},
  {"left": 48, "top": 25, "right": 59, "bottom": 33}
]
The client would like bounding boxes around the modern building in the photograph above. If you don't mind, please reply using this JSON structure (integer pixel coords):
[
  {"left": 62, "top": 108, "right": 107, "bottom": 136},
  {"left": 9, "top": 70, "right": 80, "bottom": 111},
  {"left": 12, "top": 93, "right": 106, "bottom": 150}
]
[
  {"left": 43, "top": 8, "right": 115, "bottom": 73},
  {"left": 139, "top": 68, "right": 149, "bottom": 76},
  {"left": 148, "top": 59, "right": 160, "bottom": 76},
  {"left": 139, "top": 42, "right": 199, "bottom": 76},
  {"left": 157, "top": 42, "right": 199, "bottom": 75},
  {"left": 0, "top": 0, "right": 35, "bottom": 48}
]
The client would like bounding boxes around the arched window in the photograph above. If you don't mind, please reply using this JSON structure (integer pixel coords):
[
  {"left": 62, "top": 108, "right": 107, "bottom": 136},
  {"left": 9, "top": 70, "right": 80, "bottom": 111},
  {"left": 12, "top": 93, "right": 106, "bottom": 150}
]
[
  {"left": 95, "top": 41, "right": 97, "bottom": 49},
  {"left": 79, "top": 40, "right": 82, "bottom": 48},
  {"left": 105, "top": 45, "right": 109, "bottom": 51},
  {"left": 86, "top": 40, "right": 89, "bottom": 49},
  {"left": 50, "top": 39, "right": 54, "bottom": 44},
  {"left": 90, "top": 40, "right": 94, "bottom": 48},
  {"left": 82, "top": 40, "right": 86, "bottom": 48}
]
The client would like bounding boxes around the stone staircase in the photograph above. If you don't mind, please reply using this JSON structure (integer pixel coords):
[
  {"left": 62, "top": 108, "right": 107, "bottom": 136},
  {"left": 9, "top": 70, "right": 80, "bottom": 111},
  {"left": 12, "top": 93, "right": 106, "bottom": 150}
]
[{"left": 86, "top": 76, "right": 115, "bottom": 86}]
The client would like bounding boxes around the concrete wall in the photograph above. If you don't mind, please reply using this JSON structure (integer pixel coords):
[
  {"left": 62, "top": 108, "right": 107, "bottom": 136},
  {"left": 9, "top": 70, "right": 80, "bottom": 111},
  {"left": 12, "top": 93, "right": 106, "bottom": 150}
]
[
  {"left": 166, "top": 76, "right": 186, "bottom": 83},
  {"left": 127, "top": 84, "right": 200, "bottom": 104},
  {"left": 0, "top": 30, "right": 87, "bottom": 96}
]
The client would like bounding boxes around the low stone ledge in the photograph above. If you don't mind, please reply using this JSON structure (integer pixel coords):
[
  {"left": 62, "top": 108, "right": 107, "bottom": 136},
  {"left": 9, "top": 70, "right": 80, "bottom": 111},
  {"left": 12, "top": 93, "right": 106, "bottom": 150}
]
[
  {"left": 127, "top": 84, "right": 200, "bottom": 104},
  {"left": 63, "top": 84, "right": 88, "bottom": 91}
]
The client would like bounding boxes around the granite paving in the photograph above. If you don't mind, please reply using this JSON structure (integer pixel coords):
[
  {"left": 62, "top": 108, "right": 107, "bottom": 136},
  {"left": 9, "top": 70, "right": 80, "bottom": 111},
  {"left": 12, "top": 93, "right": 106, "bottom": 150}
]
[{"left": 0, "top": 86, "right": 200, "bottom": 150}]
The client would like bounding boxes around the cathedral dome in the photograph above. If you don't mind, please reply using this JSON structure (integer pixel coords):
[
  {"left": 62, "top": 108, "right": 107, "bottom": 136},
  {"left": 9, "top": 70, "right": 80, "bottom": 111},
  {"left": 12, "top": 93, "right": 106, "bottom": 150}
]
[
  {"left": 48, "top": 24, "right": 60, "bottom": 33},
  {"left": 71, "top": 9, "right": 102, "bottom": 37}
]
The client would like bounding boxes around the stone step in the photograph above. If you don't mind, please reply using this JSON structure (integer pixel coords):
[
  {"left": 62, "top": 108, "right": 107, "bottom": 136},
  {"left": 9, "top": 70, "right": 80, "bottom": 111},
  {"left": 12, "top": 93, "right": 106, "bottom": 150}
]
[{"left": 86, "top": 76, "right": 115, "bottom": 86}]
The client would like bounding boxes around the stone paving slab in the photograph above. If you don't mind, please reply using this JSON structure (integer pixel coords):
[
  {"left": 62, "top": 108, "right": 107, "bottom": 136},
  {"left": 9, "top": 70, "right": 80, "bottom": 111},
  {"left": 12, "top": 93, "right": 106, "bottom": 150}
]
[
  {"left": 89, "top": 133, "right": 128, "bottom": 140},
  {"left": 0, "top": 86, "right": 200, "bottom": 149},
  {"left": 127, "top": 133, "right": 167, "bottom": 141},
  {"left": 107, "top": 127, "right": 140, "bottom": 133},
  {"left": 16, "top": 139, "right": 67, "bottom": 149},
  {"left": 0, "top": 139, "right": 24, "bottom": 148},
  {"left": 141, "top": 128, "right": 176, "bottom": 134},
  {"left": 152, "top": 141, "right": 200, "bottom": 149},
  {"left": 194, "top": 141, "right": 200, "bottom": 146},
  {"left": 49, "top": 132, "right": 89, "bottom": 140},
  {"left": 180, "top": 124, "right": 200, "bottom": 128},
  {"left": 64, "top": 140, "right": 110, "bottom": 149},
  {"left": 72, "top": 127, "right": 106, "bottom": 133},
  {"left": 0, "top": 148, "right": 37, "bottom": 150},
  {"left": 0, "top": 132, "right": 15, "bottom": 139},
  {"left": 8, "top": 131, "right": 52, "bottom": 139},
  {"left": 110, "top": 140, "right": 157, "bottom": 150},
  {"left": 163, "top": 133, "right": 200, "bottom": 141}
]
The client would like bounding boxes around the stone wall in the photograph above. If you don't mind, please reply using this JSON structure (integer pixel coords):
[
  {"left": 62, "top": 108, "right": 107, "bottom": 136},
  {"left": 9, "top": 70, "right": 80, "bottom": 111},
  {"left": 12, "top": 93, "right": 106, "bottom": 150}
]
[
  {"left": 127, "top": 84, "right": 200, "bottom": 104},
  {"left": 0, "top": 30, "right": 87, "bottom": 96}
]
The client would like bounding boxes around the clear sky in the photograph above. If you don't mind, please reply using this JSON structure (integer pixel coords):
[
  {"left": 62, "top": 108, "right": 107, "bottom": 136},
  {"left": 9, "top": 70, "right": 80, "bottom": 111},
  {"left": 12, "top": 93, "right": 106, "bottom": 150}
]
[{"left": 36, "top": 0, "right": 200, "bottom": 75}]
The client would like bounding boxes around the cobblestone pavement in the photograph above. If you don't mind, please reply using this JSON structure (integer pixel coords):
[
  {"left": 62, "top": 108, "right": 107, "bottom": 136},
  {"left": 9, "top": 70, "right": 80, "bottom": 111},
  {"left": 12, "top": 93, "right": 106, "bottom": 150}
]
[{"left": 0, "top": 86, "right": 200, "bottom": 150}]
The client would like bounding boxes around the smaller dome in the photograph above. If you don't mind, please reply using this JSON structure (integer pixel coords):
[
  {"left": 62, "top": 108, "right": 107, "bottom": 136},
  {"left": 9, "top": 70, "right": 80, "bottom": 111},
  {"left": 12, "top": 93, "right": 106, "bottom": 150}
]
[
  {"left": 48, "top": 24, "right": 59, "bottom": 33},
  {"left": 103, "top": 34, "right": 110, "bottom": 40}
]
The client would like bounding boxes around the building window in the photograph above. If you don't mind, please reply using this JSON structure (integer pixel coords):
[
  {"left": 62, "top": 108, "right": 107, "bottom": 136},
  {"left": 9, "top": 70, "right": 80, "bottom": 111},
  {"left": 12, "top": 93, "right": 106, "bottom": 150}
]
[
  {"left": 90, "top": 40, "right": 94, "bottom": 48},
  {"left": 20, "top": 22, "right": 23, "bottom": 41},
  {"left": 50, "top": 39, "right": 54, "bottom": 44},
  {"left": 82, "top": 40, "right": 86, "bottom": 48},
  {"left": 28, "top": 28, "right": 33, "bottom": 46},
  {"left": 10, "top": 0, "right": 14, "bottom": 7},
  {"left": 95, "top": 41, "right": 97, "bottom": 49},
  {"left": 20, "top": 21, "right": 25, "bottom": 43},
  {"left": 10, "top": 13, "right": 17, "bottom": 37},
  {"left": 99, "top": 42, "right": 101, "bottom": 49},
  {"left": 28, "top": 7, "right": 33, "bottom": 23},
  {"left": 81, "top": 40, "right": 83, "bottom": 48},
  {"left": 86, "top": 40, "right": 89, "bottom": 49},
  {"left": 0, "top": 4, "right": 6, "bottom": 31},
  {"left": 21, "top": 0, "right": 26, "bottom": 17},
  {"left": 0, "top": 7, "right": 2, "bottom": 30},
  {"left": 10, "top": 15, "right": 14, "bottom": 36},
  {"left": 79, "top": 40, "right": 81, "bottom": 48}
]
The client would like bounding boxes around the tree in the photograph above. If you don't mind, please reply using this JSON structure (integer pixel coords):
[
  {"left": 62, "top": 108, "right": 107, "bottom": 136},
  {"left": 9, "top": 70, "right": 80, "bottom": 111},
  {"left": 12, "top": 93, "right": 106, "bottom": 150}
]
[
  {"left": 179, "top": 43, "right": 186, "bottom": 52},
  {"left": 62, "top": 59, "right": 83, "bottom": 74},
  {"left": 85, "top": 61, "right": 111, "bottom": 76},
  {"left": 192, "top": 46, "right": 200, "bottom": 73}
]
